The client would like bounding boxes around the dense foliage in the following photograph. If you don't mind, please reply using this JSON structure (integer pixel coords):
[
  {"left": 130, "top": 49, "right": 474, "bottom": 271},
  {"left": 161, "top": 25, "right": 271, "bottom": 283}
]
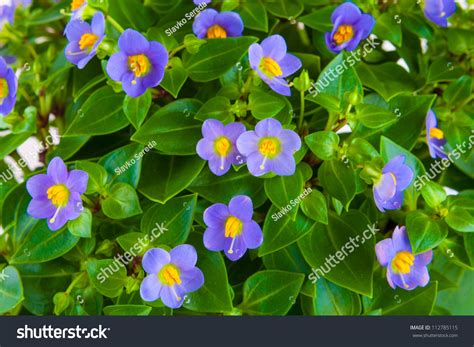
[{"left": 0, "top": 0, "right": 473, "bottom": 316}]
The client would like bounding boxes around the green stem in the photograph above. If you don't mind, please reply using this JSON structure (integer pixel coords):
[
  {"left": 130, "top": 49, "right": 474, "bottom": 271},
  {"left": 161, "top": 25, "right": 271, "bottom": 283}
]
[
  {"left": 296, "top": 26, "right": 311, "bottom": 47},
  {"left": 81, "top": 194, "right": 94, "bottom": 207},
  {"left": 298, "top": 90, "right": 305, "bottom": 129},
  {"left": 107, "top": 15, "right": 125, "bottom": 33},
  {"left": 324, "top": 112, "right": 338, "bottom": 131},
  {"left": 241, "top": 70, "right": 255, "bottom": 99},
  {"left": 168, "top": 44, "right": 186, "bottom": 60},
  {"left": 66, "top": 272, "right": 86, "bottom": 294}
]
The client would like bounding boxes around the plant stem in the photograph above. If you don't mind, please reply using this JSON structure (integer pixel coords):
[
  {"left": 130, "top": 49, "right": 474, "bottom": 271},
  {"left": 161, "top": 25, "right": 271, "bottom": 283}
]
[
  {"left": 107, "top": 15, "right": 125, "bottom": 33},
  {"left": 298, "top": 90, "right": 305, "bottom": 129},
  {"left": 66, "top": 272, "right": 86, "bottom": 294},
  {"left": 168, "top": 44, "right": 186, "bottom": 59}
]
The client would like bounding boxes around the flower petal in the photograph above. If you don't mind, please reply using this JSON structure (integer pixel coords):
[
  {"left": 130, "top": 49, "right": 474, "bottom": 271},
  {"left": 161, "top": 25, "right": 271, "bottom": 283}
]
[
  {"left": 271, "top": 153, "right": 296, "bottom": 176},
  {"left": 27, "top": 197, "right": 55, "bottom": 219},
  {"left": 242, "top": 220, "right": 263, "bottom": 249},
  {"left": 375, "top": 238, "right": 395, "bottom": 267},
  {"left": 279, "top": 54, "right": 302, "bottom": 78},
  {"left": 255, "top": 118, "right": 282, "bottom": 138},
  {"left": 415, "top": 250, "right": 433, "bottom": 267},
  {"left": 118, "top": 29, "right": 149, "bottom": 56},
  {"left": 216, "top": 12, "right": 244, "bottom": 37},
  {"left": 228, "top": 195, "right": 253, "bottom": 222},
  {"left": 392, "top": 226, "right": 411, "bottom": 253},
  {"left": 223, "top": 235, "right": 247, "bottom": 261},
  {"left": 236, "top": 131, "right": 259, "bottom": 157},
  {"left": 170, "top": 244, "right": 198, "bottom": 270},
  {"left": 140, "top": 275, "right": 162, "bottom": 302},
  {"left": 47, "top": 157, "right": 68, "bottom": 184},
  {"left": 203, "top": 227, "right": 226, "bottom": 252},
  {"left": 26, "top": 174, "right": 54, "bottom": 198},
  {"left": 66, "top": 170, "right": 88, "bottom": 195},
  {"left": 202, "top": 119, "right": 225, "bottom": 139},
  {"left": 260, "top": 35, "right": 287, "bottom": 61},
  {"left": 279, "top": 129, "right": 301, "bottom": 152},
  {"left": 203, "top": 203, "right": 229, "bottom": 228},
  {"left": 331, "top": 2, "right": 361, "bottom": 24},
  {"left": 248, "top": 43, "right": 263, "bottom": 70},
  {"left": 106, "top": 52, "right": 129, "bottom": 81},
  {"left": 180, "top": 268, "right": 204, "bottom": 292},
  {"left": 160, "top": 285, "right": 185, "bottom": 309},
  {"left": 142, "top": 248, "right": 170, "bottom": 274}
]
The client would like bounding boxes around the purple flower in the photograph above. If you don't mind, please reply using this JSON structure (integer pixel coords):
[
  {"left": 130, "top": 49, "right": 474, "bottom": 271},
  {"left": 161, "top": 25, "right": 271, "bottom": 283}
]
[
  {"left": 65, "top": 12, "right": 105, "bottom": 69},
  {"left": 248, "top": 35, "right": 302, "bottom": 96},
  {"left": 192, "top": 9, "right": 243, "bottom": 39},
  {"left": 423, "top": 0, "right": 456, "bottom": 27},
  {"left": 106, "top": 29, "right": 168, "bottom": 98},
  {"left": 325, "top": 2, "right": 375, "bottom": 54},
  {"left": 193, "top": 0, "right": 211, "bottom": 6},
  {"left": 0, "top": 56, "right": 17, "bottom": 116},
  {"left": 375, "top": 226, "right": 433, "bottom": 290},
  {"left": 203, "top": 195, "right": 263, "bottom": 261},
  {"left": 0, "top": 3, "right": 15, "bottom": 29},
  {"left": 26, "top": 157, "right": 88, "bottom": 231},
  {"left": 70, "top": 0, "right": 87, "bottom": 20},
  {"left": 426, "top": 110, "right": 447, "bottom": 159},
  {"left": 373, "top": 155, "right": 414, "bottom": 213},
  {"left": 140, "top": 245, "right": 204, "bottom": 309},
  {"left": 237, "top": 118, "right": 301, "bottom": 177},
  {"left": 196, "top": 119, "right": 246, "bottom": 176}
]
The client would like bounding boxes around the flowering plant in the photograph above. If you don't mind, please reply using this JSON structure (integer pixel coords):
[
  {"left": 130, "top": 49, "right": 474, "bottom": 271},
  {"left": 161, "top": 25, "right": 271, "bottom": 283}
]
[{"left": 0, "top": 0, "right": 472, "bottom": 317}]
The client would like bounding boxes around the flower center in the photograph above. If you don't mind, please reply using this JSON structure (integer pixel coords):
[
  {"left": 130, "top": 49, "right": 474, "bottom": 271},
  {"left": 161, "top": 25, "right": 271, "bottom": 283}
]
[
  {"left": 259, "top": 137, "right": 281, "bottom": 157},
  {"left": 128, "top": 54, "right": 151, "bottom": 81},
  {"left": 0, "top": 78, "right": 8, "bottom": 99},
  {"left": 158, "top": 264, "right": 182, "bottom": 286},
  {"left": 214, "top": 136, "right": 232, "bottom": 157},
  {"left": 225, "top": 215, "right": 243, "bottom": 255},
  {"left": 71, "top": 0, "right": 85, "bottom": 11},
  {"left": 430, "top": 127, "right": 445, "bottom": 140},
  {"left": 47, "top": 184, "right": 70, "bottom": 207},
  {"left": 207, "top": 24, "right": 227, "bottom": 39},
  {"left": 391, "top": 251, "right": 414, "bottom": 274},
  {"left": 333, "top": 25, "right": 354, "bottom": 45},
  {"left": 259, "top": 57, "right": 283, "bottom": 79},
  {"left": 79, "top": 33, "right": 98, "bottom": 50}
]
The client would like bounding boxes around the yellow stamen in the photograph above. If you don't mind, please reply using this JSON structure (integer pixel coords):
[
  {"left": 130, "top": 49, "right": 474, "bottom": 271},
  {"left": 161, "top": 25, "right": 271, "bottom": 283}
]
[
  {"left": 214, "top": 137, "right": 231, "bottom": 157},
  {"left": 258, "top": 137, "right": 281, "bottom": 170},
  {"left": 128, "top": 54, "right": 150, "bottom": 79},
  {"left": 333, "top": 25, "right": 354, "bottom": 45},
  {"left": 47, "top": 184, "right": 70, "bottom": 207},
  {"left": 71, "top": 0, "right": 85, "bottom": 11},
  {"left": 430, "top": 127, "right": 445, "bottom": 140},
  {"left": 79, "top": 33, "right": 99, "bottom": 50},
  {"left": 259, "top": 57, "right": 283, "bottom": 78},
  {"left": 225, "top": 216, "right": 243, "bottom": 238},
  {"left": 207, "top": 25, "right": 227, "bottom": 39},
  {"left": 0, "top": 78, "right": 8, "bottom": 99},
  {"left": 392, "top": 251, "right": 414, "bottom": 274},
  {"left": 158, "top": 264, "right": 182, "bottom": 286}
]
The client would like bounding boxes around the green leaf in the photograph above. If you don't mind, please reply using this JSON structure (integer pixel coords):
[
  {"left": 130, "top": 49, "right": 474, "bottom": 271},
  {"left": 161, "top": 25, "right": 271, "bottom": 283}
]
[
  {"left": 406, "top": 211, "right": 448, "bottom": 254},
  {"left": 299, "top": 211, "right": 375, "bottom": 296},
  {"left": 364, "top": 274, "right": 437, "bottom": 315},
  {"left": 64, "top": 86, "right": 128, "bottom": 136},
  {"left": 264, "top": 169, "right": 304, "bottom": 220},
  {"left": 238, "top": 270, "right": 304, "bottom": 315},
  {"left": 182, "top": 36, "right": 258, "bottom": 82},
  {"left": 104, "top": 305, "right": 152, "bottom": 316},
  {"left": 0, "top": 132, "right": 32, "bottom": 160},
  {"left": 262, "top": 243, "right": 311, "bottom": 274},
  {"left": 139, "top": 152, "right": 205, "bottom": 203},
  {"left": 443, "top": 75, "right": 473, "bottom": 107},
  {"left": 10, "top": 221, "right": 80, "bottom": 264},
  {"left": 183, "top": 233, "right": 233, "bottom": 313},
  {"left": 75, "top": 161, "right": 108, "bottom": 194},
  {"left": 301, "top": 278, "right": 361, "bottom": 315},
  {"left": 421, "top": 181, "right": 447, "bottom": 209},
  {"left": 86, "top": 259, "right": 127, "bottom": 298},
  {"left": 108, "top": 0, "right": 153, "bottom": 32},
  {"left": 300, "top": 189, "right": 328, "bottom": 225},
  {"left": 426, "top": 58, "right": 464, "bottom": 84},
  {"left": 67, "top": 209, "right": 92, "bottom": 238},
  {"left": 132, "top": 99, "right": 202, "bottom": 155},
  {"left": 0, "top": 266, "right": 23, "bottom": 314},
  {"left": 195, "top": 96, "right": 233, "bottom": 123},
  {"left": 259, "top": 207, "right": 315, "bottom": 257},
  {"left": 356, "top": 62, "right": 415, "bottom": 101},
  {"left": 188, "top": 167, "right": 267, "bottom": 208},
  {"left": 123, "top": 90, "right": 152, "bottom": 129},
  {"left": 248, "top": 90, "right": 286, "bottom": 119},
  {"left": 318, "top": 160, "right": 356, "bottom": 210},
  {"left": 264, "top": 0, "right": 304, "bottom": 18},
  {"left": 446, "top": 28, "right": 474, "bottom": 55},
  {"left": 373, "top": 12, "right": 402, "bottom": 47},
  {"left": 356, "top": 104, "right": 398, "bottom": 129},
  {"left": 116, "top": 232, "right": 151, "bottom": 256},
  {"left": 141, "top": 194, "right": 197, "bottom": 247},
  {"left": 305, "top": 131, "right": 340, "bottom": 160},
  {"left": 445, "top": 207, "right": 474, "bottom": 233},
  {"left": 299, "top": 6, "right": 335, "bottom": 32},
  {"left": 102, "top": 183, "right": 142, "bottom": 219},
  {"left": 161, "top": 57, "right": 189, "bottom": 98},
  {"left": 238, "top": 0, "right": 268, "bottom": 32},
  {"left": 99, "top": 143, "right": 145, "bottom": 188}
]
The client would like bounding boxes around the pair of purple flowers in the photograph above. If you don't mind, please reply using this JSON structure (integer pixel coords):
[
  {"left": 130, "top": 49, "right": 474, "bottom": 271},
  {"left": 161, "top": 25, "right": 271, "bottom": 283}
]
[
  {"left": 26, "top": 157, "right": 88, "bottom": 231},
  {"left": 0, "top": 56, "right": 17, "bottom": 116},
  {"left": 376, "top": 226, "right": 433, "bottom": 290},
  {"left": 196, "top": 118, "right": 302, "bottom": 177}
]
